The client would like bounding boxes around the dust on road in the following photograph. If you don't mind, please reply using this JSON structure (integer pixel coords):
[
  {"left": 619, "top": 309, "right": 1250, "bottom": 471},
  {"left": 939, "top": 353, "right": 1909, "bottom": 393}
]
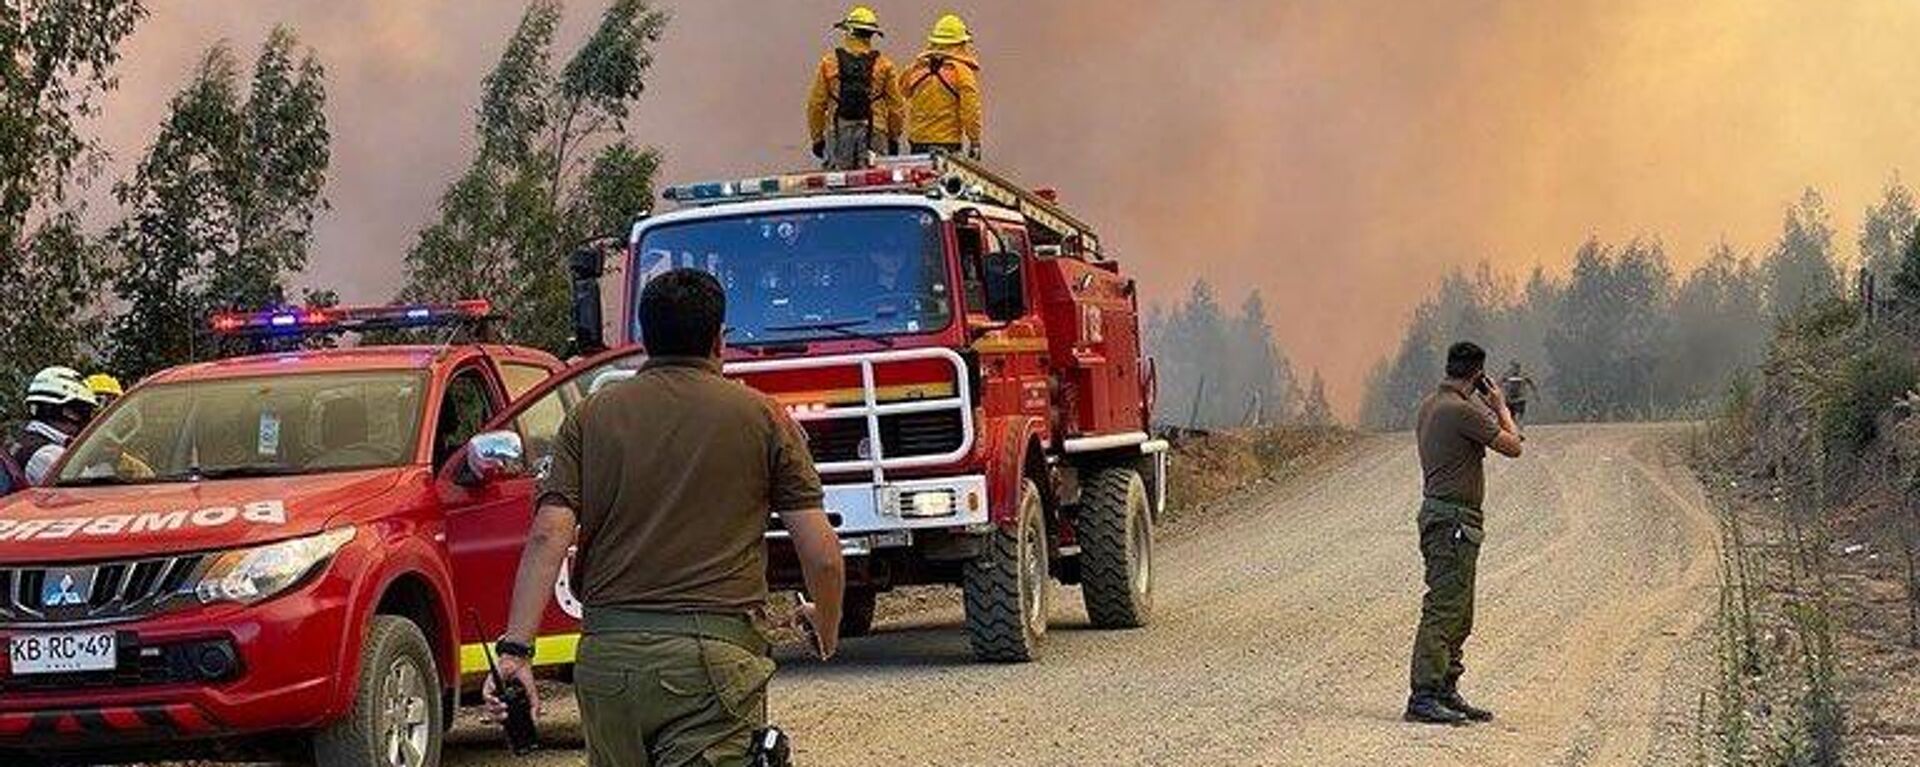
[{"left": 446, "top": 423, "right": 1717, "bottom": 766}]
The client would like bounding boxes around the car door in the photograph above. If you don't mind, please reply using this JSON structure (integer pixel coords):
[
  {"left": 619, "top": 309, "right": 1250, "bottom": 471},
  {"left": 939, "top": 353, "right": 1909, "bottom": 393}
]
[
  {"left": 442, "top": 348, "right": 648, "bottom": 664},
  {"left": 431, "top": 362, "right": 531, "bottom": 674}
]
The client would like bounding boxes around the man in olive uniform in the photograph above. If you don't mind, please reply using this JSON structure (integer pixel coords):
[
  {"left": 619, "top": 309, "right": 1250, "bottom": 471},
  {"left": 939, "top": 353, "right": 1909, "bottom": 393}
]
[
  {"left": 1406, "top": 341, "right": 1523, "bottom": 725},
  {"left": 488, "top": 269, "right": 846, "bottom": 765}
]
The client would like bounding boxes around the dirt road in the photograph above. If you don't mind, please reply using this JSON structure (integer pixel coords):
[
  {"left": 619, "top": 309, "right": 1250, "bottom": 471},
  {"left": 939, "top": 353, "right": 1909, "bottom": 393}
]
[{"left": 446, "top": 423, "right": 1718, "bottom": 766}]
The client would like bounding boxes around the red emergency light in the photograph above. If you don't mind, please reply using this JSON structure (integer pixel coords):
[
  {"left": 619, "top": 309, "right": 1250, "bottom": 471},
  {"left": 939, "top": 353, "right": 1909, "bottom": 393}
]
[{"left": 210, "top": 300, "right": 496, "bottom": 337}]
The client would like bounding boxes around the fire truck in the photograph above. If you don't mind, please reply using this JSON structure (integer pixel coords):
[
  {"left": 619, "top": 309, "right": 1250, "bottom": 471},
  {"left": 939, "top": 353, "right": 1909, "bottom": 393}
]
[
  {"left": 566, "top": 154, "right": 1167, "bottom": 661},
  {"left": 0, "top": 303, "right": 585, "bottom": 766}
]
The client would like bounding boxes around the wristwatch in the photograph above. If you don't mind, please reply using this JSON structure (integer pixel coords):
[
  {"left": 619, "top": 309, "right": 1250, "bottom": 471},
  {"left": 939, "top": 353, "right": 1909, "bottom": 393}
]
[{"left": 495, "top": 637, "right": 535, "bottom": 661}]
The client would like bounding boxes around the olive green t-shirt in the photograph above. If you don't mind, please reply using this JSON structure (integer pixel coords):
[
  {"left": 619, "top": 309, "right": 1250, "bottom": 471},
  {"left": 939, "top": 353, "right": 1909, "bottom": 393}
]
[
  {"left": 1414, "top": 381, "right": 1501, "bottom": 509},
  {"left": 539, "top": 356, "right": 824, "bottom": 614}
]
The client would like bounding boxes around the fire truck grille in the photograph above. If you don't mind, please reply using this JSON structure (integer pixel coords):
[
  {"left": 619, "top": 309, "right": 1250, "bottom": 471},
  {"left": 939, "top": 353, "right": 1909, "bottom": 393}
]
[
  {"left": 803, "top": 411, "right": 966, "bottom": 466},
  {"left": 0, "top": 554, "right": 205, "bottom": 626}
]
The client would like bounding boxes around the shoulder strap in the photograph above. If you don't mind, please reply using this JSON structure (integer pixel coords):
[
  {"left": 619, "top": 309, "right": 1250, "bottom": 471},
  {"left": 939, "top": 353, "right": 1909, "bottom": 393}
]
[{"left": 908, "top": 55, "right": 961, "bottom": 99}]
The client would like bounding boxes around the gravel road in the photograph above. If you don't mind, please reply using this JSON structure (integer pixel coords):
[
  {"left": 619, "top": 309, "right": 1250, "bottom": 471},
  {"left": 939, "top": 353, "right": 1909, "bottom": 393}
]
[{"left": 445, "top": 423, "right": 1717, "bottom": 766}]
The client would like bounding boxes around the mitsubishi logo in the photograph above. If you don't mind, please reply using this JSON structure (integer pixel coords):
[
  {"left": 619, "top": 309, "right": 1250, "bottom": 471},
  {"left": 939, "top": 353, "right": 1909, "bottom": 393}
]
[{"left": 41, "top": 569, "right": 93, "bottom": 608}]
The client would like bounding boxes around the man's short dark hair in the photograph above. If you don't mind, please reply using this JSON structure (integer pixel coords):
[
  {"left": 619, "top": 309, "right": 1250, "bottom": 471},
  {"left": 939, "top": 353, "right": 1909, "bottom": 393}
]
[
  {"left": 1445, "top": 341, "right": 1488, "bottom": 380},
  {"left": 639, "top": 269, "right": 725, "bottom": 357}
]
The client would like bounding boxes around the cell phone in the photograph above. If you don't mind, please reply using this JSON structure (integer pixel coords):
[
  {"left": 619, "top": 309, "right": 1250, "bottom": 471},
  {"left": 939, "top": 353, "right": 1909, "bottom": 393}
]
[{"left": 1474, "top": 374, "right": 1492, "bottom": 395}]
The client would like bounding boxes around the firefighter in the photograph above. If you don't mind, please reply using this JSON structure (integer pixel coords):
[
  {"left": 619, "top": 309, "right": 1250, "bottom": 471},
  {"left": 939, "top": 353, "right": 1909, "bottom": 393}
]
[
  {"left": 807, "top": 5, "right": 906, "bottom": 170},
  {"left": 84, "top": 372, "right": 124, "bottom": 410},
  {"left": 900, "top": 13, "right": 983, "bottom": 158},
  {"left": 5, "top": 366, "right": 99, "bottom": 485},
  {"left": 487, "top": 269, "right": 846, "bottom": 766},
  {"left": 1499, "top": 360, "right": 1537, "bottom": 426},
  {"left": 1406, "top": 342, "right": 1523, "bottom": 725}
]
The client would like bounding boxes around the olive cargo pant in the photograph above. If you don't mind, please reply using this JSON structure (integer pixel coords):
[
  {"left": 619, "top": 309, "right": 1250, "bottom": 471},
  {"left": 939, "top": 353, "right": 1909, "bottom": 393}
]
[
  {"left": 575, "top": 630, "right": 776, "bottom": 767},
  {"left": 1408, "top": 497, "right": 1485, "bottom": 699}
]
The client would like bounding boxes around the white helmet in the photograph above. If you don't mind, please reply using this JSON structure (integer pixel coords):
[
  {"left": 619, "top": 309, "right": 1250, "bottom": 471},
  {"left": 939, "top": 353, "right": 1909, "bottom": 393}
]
[{"left": 25, "top": 366, "right": 99, "bottom": 408}]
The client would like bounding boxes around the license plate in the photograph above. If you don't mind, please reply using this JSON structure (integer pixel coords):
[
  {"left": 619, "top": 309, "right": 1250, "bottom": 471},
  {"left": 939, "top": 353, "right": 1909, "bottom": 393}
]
[{"left": 8, "top": 631, "right": 117, "bottom": 675}]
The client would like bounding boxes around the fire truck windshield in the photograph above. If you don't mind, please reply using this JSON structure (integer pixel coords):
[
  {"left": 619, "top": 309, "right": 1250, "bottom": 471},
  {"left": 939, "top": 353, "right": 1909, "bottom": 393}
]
[
  {"left": 633, "top": 206, "right": 952, "bottom": 346},
  {"left": 54, "top": 372, "right": 428, "bottom": 486}
]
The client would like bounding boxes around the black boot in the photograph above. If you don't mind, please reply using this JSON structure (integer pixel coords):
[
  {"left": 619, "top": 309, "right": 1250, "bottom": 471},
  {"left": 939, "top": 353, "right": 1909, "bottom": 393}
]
[
  {"left": 1442, "top": 692, "right": 1495, "bottom": 722},
  {"left": 1403, "top": 695, "right": 1469, "bottom": 725}
]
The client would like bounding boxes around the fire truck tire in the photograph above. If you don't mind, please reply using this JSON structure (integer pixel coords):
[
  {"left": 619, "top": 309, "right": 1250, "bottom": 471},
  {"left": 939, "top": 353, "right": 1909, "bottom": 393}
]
[
  {"left": 963, "top": 478, "right": 1051, "bottom": 662},
  {"left": 841, "top": 587, "right": 879, "bottom": 638},
  {"left": 1077, "top": 467, "right": 1155, "bottom": 629},
  {"left": 315, "top": 616, "right": 444, "bottom": 767}
]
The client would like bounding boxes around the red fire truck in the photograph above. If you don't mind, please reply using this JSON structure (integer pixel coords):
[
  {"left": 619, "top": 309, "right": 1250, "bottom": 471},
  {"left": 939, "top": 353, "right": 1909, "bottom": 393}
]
[
  {"left": 0, "top": 303, "right": 584, "bottom": 766},
  {"left": 567, "top": 154, "right": 1167, "bottom": 661}
]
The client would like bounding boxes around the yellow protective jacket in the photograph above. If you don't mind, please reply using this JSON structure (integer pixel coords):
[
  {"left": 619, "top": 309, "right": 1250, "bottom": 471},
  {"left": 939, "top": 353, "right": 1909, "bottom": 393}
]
[
  {"left": 899, "top": 47, "right": 982, "bottom": 146},
  {"left": 806, "top": 40, "right": 906, "bottom": 142}
]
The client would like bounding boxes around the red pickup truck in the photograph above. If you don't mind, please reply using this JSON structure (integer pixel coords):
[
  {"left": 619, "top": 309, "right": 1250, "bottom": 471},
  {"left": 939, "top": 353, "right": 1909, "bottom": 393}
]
[{"left": 0, "top": 303, "right": 595, "bottom": 766}]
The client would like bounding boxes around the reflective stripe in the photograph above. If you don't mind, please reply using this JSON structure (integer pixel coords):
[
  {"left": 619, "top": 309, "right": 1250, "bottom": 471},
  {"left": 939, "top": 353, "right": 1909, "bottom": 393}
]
[{"left": 458, "top": 633, "right": 582, "bottom": 675}]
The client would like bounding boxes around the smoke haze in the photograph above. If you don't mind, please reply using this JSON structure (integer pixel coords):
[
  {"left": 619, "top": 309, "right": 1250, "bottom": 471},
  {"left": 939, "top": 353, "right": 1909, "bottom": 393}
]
[{"left": 95, "top": 0, "right": 1920, "bottom": 415}]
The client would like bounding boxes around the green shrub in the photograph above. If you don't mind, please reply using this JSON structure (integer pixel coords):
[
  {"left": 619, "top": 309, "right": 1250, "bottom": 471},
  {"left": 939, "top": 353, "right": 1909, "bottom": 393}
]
[
  {"left": 1790, "top": 298, "right": 1861, "bottom": 343},
  {"left": 1817, "top": 344, "right": 1917, "bottom": 455}
]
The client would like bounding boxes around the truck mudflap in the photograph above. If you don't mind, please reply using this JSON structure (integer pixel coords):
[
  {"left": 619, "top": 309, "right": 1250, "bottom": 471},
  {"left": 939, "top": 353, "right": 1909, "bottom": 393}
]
[
  {"left": 0, "top": 701, "right": 217, "bottom": 740},
  {"left": 981, "top": 416, "right": 1044, "bottom": 528}
]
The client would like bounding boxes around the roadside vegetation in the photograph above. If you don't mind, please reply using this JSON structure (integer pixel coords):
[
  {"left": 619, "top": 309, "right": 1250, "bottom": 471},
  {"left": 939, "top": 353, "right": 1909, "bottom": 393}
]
[
  {"left": 1692, "top": 222, "right": 1920, "bottom": 765},
  {"left": 1161, "top": 425, "right": 1357, "bottom": 527}
]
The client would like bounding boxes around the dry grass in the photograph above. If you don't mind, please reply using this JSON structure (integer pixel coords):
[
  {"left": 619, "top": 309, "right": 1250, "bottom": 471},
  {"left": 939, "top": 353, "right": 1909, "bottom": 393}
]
[{"left": 1161, "top": 425, "right": 1359, "bottom": 524}]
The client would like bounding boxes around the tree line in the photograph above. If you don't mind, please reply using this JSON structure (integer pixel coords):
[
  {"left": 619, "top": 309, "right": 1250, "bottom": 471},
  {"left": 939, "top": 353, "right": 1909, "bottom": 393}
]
[
  {"left": 1360, "top": 179, "right": 1919, "bottom": 429},
  {"left": 1144, "top": 281, "right": 1333, "bottom": 430},
  {"left": 0, "top": 0, "right": 667, "bottom": 423}
]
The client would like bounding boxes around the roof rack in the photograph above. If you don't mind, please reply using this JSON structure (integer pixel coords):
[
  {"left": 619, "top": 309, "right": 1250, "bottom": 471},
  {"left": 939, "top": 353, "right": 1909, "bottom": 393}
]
[
  {"left": 210, "top": 300, "right": 499, "bottom": 338},
  {"left": 661, "top": 154, "right": 1102, "bottom": 256}
]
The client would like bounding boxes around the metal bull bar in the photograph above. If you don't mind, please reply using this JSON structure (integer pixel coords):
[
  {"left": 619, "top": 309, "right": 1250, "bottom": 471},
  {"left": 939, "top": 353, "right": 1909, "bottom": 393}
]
[{"left": 725, "top": 347, "right": 975, "bottom": 486}]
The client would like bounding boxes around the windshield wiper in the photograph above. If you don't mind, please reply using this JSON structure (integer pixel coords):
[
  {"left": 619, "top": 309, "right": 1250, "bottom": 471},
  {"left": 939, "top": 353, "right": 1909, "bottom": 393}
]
[
  {"left": 155, "top": 464, "right": 306, "bottom": 482},
  {"left": 55, "top": 474, "right": 145, "bottom": 487},
  {"left": 760, "top": 319, "right": 896, "bottom": 349}
]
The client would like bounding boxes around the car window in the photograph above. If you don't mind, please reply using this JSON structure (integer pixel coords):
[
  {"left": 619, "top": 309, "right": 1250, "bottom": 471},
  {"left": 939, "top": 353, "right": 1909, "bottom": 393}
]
[
  {"left": 514, "top": 384, "right": 577, "bottom": 477},
  {"left": 501, "top": 363, "right": 551, "bottom": 400},
  {"left": 434, "top": 369, "right": 497, "bottom": 468},
  {"left": 55, "top": 372, "right": 428, "bottom": 485},
  {"left": 497, "top": 350, "right": 648, "bottom": 478}
]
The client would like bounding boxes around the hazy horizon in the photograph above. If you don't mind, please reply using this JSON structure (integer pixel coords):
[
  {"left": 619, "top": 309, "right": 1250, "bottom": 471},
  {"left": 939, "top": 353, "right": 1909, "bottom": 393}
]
[{"left": 87, "top": 0, "right": 1920, "bottom": 415}]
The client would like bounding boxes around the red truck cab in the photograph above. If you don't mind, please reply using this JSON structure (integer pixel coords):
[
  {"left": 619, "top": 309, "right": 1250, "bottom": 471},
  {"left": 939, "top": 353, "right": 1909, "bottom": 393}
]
[{"left": 0, "top": 304, "right": 572, "bottom": 766}]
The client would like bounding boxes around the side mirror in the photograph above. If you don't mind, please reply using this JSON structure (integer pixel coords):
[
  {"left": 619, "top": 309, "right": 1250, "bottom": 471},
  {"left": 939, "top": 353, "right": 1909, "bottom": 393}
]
[
  {"left": 460, "top": 430, "right": 527, "bottom": 485},
  {"left": 982, "top": 251, "right": 1027, "bottom": 322}
]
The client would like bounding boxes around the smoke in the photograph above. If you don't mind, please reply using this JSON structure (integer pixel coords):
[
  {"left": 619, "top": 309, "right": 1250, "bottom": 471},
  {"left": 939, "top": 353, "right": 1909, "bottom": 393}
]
[{"left": 95, "top": 0, "right": 1920, "bottom": 415}]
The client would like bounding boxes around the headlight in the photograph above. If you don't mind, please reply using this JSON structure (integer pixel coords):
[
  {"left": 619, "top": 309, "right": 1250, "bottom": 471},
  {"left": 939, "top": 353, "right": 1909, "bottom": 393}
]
[{"left": 193, "top": 527, "right": 356, "bottom": 605}]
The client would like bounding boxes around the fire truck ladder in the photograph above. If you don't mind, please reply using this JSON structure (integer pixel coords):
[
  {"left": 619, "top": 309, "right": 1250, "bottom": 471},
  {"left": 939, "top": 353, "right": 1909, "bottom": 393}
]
[{"left": 909, "top": 154, "right": 1104, "bottom": 257}]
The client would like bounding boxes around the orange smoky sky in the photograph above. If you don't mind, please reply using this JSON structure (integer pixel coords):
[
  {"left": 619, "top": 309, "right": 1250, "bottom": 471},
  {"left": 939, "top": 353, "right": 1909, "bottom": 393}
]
[{"left": 93, "top": 0, "right": 1920, "bottom": 416}]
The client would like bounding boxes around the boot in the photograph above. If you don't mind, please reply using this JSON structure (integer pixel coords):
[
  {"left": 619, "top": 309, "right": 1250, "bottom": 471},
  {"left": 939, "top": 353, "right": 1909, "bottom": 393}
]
[
  {"left": 1403, "top": 695, "right": 1469, "bottom": 725},
  {"left": 1442, "top": 692, "right": 1495, "bottom": 722}
]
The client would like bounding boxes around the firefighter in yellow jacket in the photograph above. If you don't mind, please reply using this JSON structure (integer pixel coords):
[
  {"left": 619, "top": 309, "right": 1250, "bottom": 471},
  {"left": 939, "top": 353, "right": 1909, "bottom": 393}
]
[
  {"left": 808, "top": 6, "right": 906, "bottom": 170},
  {"left": 900, "top": 14, "right": 983, "bottom": 158}
]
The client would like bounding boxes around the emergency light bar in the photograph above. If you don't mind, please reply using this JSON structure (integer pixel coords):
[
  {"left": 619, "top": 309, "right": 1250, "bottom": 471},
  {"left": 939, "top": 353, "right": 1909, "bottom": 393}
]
[
  {"left": 210, "top": 300, "right": 496, "bottom": 337},
  {"left": 662, "top": 161, "right": 943, "bottom": 203}
]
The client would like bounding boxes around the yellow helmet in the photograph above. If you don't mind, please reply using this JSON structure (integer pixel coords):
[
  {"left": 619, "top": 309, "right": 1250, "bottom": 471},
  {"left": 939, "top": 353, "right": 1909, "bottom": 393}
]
[
  {"left": 928, "top": 14, "right": 972, "bottom": 45},
  {"left": 835, "top": 5, "right": 884, "bottom": 35},
  {"left": 83, "top": 373, "right": 124, "bottom": 398}
]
